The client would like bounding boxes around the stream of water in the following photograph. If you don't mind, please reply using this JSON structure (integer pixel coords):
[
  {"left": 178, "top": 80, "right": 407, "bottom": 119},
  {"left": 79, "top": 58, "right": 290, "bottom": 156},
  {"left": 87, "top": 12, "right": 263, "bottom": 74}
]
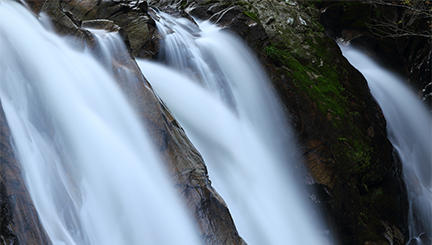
[
  {"left": 341, "top": 45, "right": 432, "bottom": 245},
  {"left": 0, "top": 2, "right": 200, "bottom": 244},
  {"left": 138, "top": 11, "right": 329, "bottom": 244}
]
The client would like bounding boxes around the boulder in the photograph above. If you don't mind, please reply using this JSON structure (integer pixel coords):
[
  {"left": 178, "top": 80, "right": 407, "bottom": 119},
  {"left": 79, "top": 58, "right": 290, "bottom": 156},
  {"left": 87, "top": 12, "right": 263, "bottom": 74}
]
[{"left": 61, "top": 0, "right": 159, "bottom": 58}]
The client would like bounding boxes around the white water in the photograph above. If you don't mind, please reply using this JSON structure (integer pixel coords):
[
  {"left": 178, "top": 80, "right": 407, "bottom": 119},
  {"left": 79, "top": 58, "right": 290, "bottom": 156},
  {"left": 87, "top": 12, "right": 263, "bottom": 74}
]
[
  {"left": 340, "top": 45, "right": 432, "bottom": 244},
  {"left": 0, "top": 2, "right": 201, "bottom": 245},
  {"left": 139, "top": 12, "right": 328, "bottom": 244}
]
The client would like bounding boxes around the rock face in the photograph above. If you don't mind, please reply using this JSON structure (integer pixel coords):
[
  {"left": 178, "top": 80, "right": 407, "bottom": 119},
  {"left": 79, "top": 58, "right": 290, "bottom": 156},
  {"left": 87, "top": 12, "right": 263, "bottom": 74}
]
[
  {"left": 0, "top": 103, "right": 51, "bottom": 245},
  {"left": 61, "top": 0, "right": 160, "bottom": 58},
  {"left": 149, "top": 0, "right": 409, "bottom": 244}
]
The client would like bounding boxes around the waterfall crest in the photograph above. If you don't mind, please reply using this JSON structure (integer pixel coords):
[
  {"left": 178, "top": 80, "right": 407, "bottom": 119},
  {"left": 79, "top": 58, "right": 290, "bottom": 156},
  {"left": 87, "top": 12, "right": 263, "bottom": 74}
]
[
  {"left": 139, "top": 12, "right": 329, "bottom": 244},
  {"left": 0, "top": 2, "right": 201, "bottom": 245},
  {"left": 341, "top": 45, "right": 432, "bottom": 244}
]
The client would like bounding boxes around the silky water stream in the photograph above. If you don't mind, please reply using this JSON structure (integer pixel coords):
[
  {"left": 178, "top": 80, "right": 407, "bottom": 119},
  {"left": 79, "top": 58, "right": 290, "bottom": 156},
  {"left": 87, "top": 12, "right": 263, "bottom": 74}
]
[
  {"left": 138, "top": 11, "right": 329, "bottom": 244},
  {"left": 341, "top": 44, "right": 432, "bottom": 245},
  {"left": 0, "top": 2, "right": 201, "bottom": 244}
]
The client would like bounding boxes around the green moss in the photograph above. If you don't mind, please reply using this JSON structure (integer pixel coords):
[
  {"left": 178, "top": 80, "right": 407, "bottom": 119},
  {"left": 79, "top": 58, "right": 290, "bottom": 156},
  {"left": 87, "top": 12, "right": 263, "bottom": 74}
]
[
  {"left": 349, "top": 140, "right": 373, "bottom": 172},
  {"left": 337, "top": 137, "right": 348, "bottom": 142},
  {"left": 243, "top": 11, "right": 259, "bottom": 22},
  {"left": 236, "top": 0, "right": 252, "bottom": 7},
  {"left": 336, "top": 136, "right": 373, "bottom": 173},
  {"left": 261, "top": 0, "right": 376, "bottom": 185},
  {"left": 265, "top": 42, "right": 376, "bottom": 179},
  {"left": 256, "top": 2, "right": 400, "bottom": 242},
  {"left": 265, "top": 45, "right": 347, "bottom": 122},
  {"left": 371, "top": 188, "right": 384, "bottom": 200}
]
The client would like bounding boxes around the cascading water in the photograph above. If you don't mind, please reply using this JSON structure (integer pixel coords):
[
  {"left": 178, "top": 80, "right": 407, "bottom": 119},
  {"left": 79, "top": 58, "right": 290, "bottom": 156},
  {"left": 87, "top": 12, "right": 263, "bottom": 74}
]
[
  {"left": 340, "top": 45, "right": 432, "bottom": 244},
  {"left": 138, "top": 12, "right": 329, "bottom": 244},
  {"left": 0, "top": 2, "right": 201, "bottom": 245}
]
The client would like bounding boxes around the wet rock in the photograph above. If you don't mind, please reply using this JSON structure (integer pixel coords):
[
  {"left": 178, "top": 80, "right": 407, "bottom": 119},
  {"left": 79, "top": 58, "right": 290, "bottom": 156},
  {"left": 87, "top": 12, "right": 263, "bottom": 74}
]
[
  {"left": 41, "top": 0, "right": 92, "bottom": 42},
  {"left": 81, "top": 19, "right": 120, "bottom": 32},
  {"left": 256, "top": 3, "right": 409, "bottom": 242},
  {"left": 149, "top": 0, "right": 267, "bottom": 52},
  {"left": 21, "top": 0, "right": 45, "bottom": 14},
  {"left": 62, "top": 0, "right": 159, "bottom": 58},
  {"left": 407, "top": 233, "right": 432, "bottom": 245}
]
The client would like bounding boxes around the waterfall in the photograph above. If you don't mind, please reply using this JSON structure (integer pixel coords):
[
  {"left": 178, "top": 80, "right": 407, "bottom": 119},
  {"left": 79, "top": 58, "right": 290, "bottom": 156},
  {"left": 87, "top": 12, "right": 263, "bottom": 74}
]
[
  {"left": 0, "top": 2, "right": 201, "bottom": 245},
  {"left": 138, "top": 12, "right": 329, "bottom": 244},
  {"left": 340, "top": 45, "right": 432, "bottom": 244}
]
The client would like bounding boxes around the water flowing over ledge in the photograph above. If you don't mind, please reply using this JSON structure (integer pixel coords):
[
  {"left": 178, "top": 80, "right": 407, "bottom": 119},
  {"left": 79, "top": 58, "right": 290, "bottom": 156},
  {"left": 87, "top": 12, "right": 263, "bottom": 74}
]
[
  {"left": 1, "top": 0, "right": 422, "bottom": 244},
  {"left": 0, "top": 2, "right": 201, "bottom": 244},
  {"left": 138, "top": 12, "right": 330, "bottom": 244}
]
